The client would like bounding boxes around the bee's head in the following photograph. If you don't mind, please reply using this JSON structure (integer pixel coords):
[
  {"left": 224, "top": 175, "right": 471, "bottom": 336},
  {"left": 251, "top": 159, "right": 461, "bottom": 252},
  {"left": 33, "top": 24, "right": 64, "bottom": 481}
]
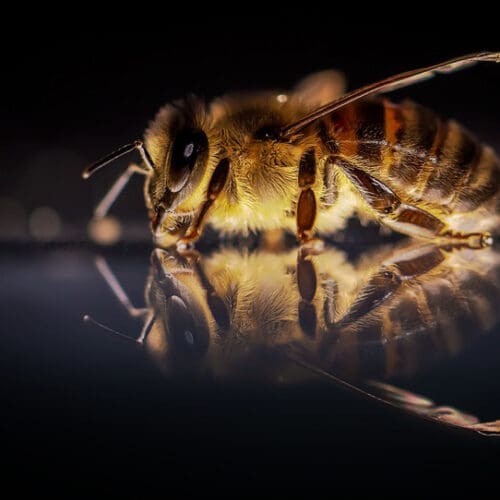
[
  {"left": 144, "top": 248, "right": 212, "bottom": 373},
  {"left": 144, "top": 97, "right": 215, "bottom": 241}
]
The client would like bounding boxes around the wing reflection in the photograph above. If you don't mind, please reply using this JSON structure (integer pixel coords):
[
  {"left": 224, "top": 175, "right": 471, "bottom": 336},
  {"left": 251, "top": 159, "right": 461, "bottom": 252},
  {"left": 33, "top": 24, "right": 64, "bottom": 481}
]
[{"left": 92, "top": 241, "right": 500, "bottom": 434}]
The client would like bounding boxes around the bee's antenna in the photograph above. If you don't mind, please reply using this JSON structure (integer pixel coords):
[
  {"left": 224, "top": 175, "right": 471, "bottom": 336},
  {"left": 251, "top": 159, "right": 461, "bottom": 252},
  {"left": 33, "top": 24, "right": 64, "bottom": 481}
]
[
  {"left": 82, "top": 140, "right": 155, "bottom": 179},
  {"left": 83, "top": 314, "right": 142, "bottom": 344}
]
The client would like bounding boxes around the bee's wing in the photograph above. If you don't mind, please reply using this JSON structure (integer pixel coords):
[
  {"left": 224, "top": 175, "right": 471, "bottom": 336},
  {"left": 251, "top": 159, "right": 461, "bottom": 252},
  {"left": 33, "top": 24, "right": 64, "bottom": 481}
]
[
  {"left": 282, "top": 52, "right": 500, "bottom": 138},
  {"left": 292, "top": 69, "right": 346, "bottom": 107},
  {"left": 284, "top": 347, "right": 500, "bottom": 436},
  {"left": 367, "top": 381, "right": 500, "bottom": 436}
]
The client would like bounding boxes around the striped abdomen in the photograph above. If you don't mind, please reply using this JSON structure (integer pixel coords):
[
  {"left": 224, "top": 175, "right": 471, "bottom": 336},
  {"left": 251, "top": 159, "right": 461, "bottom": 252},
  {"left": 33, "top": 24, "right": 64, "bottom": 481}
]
[
  {"left": 319, "top": 99, "right": 500, "bottom": 213},
  {"left": 322, "top": 250, "right": 500, "bottom": 380}
]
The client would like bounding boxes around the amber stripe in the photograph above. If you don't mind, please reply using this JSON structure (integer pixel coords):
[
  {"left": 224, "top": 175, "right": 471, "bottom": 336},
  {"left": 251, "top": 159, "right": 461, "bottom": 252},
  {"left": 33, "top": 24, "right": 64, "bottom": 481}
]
[
  {"left": 382, "top": 100, "right": 404, "bottom": 176},
  {"left": 330, "top": 104, "right": 360, "bottom": 157},
  {"left": 319, "top": 120, "right": 339, "bottom": 154},
  {"left": 423, "top": 123, "right": 480, "bottom": 204},
  {"left": 449, "top": 137, "right": 482, "bottom": 208},
  {"left": 355, "top": 100, "right": 386, "bottom": 163},
  {"left": 455, "top": 149, "right": 500, "bottom": 210},
  {"left": 415, "top": 118, "right": 449, "bottom": 198},
  {"left": 400, "top": 103, "right": 438, "bottom": 182},
  {"left": 321, "top": 98, "right": 499, "bottom": 215}
]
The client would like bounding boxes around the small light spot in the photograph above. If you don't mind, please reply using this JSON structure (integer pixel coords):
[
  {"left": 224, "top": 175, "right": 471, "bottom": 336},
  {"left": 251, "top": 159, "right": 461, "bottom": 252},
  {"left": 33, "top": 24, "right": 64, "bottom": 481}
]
[
  {"left": 184, "top": 330, "right": 194, "bottom": 345},
  {"left": 88, "top": 215, "right": 122, "bottom": 245},
  {"left": 276, "top": 94, "right": 288, "bottom": 103},
  {"left": 29, "top": 206, "right": 61, "bottom": 241},
  {"left": 483, "top": 234, "right": 493, "bottom": 246},
  {"left": 183, "top": 142, "right": 195, "bottom": 158}
]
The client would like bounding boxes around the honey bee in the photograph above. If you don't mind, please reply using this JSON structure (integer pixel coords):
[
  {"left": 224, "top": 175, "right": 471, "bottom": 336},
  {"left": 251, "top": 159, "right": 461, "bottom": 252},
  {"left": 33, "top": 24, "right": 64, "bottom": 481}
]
[
  {"left": 87, "top": 242, "right": 500, "bottom": 434},
  {"left": 83, "top": 53, "right": 500, "bottom": 250}
]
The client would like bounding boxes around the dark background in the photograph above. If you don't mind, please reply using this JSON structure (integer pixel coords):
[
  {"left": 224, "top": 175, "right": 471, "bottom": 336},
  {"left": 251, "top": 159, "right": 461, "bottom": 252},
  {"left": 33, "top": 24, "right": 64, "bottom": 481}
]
[{"left": 1, "top": 26, "right": 499, "bottom": 492}]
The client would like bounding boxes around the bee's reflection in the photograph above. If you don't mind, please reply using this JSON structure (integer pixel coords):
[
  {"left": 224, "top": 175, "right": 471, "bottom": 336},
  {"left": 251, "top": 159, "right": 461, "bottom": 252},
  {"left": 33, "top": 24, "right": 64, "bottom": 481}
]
[{"left": 91, "top": 241, "right": 500, "bottom": 434}]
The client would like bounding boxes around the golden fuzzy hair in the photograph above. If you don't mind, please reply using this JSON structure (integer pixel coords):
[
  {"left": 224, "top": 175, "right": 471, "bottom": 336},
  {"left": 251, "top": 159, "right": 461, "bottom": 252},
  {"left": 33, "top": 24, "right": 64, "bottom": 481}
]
[{"left": 143, "top": 71, "right": 346, "bottom": 241}]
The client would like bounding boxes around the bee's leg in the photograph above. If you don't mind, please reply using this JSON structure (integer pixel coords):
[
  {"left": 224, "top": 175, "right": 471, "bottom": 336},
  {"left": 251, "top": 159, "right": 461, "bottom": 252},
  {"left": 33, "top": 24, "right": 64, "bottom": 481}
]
[
  {"left": 335, "top": 243, "right": 447, "bottom": 329},
  {"left": 296, "top": 149, "right": 324, "bottom": 253},
  {"left": 87, "top": 255, "right": 151, "bottom": 344},
  {"left": 189, "top": 258, "right": 230, "bottom": 331},
  {"left": 296, "top": 250, "right": 318, "bottom": 337},
  {"left": 176, "top": 158, "right": 230, "bottom": 251},
  {"left": 94, "top": 255, "right": 148, "bottom": 318},
  {"left": 335, "top": 159, "right": 492, "bottom": 249},
  {"left": 93, "top": 163, "right": 146, "bottom": 219},
  {"left": 437, "top": 229, "right": 493, "bottom": 249},
  {"left": 136, "top": 313, "right": 156, "bottom": 344},
  {"left": 322, "top": 278, "right": 338, "bottom": 331},
  {"left": 166, "top": 247, "right": 229, "bottom": 331},
  {"left": 320, "top": 242, "right": 448, "bottom": 361}
]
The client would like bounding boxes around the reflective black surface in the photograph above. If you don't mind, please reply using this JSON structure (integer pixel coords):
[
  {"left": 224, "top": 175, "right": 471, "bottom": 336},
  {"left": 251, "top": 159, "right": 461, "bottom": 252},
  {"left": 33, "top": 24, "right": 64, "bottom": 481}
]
[{"left": 3, "top": 240, "right": 500, "bottom": 487}]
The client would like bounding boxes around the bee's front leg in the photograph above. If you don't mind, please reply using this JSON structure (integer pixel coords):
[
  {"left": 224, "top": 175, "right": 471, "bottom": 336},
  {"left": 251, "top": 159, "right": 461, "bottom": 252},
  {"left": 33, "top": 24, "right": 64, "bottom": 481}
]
[
  {"left": 175, "top": 158, "right": 230, "bottom": 251},
  {"left": 90, "top": 255, "right": 152, "bottom": 344},
  {"left": 296, "top": 148, "right": 324, "bottom": 254},
  {"left": 189, "top": 257, "right": 230, "bottom": 331}
]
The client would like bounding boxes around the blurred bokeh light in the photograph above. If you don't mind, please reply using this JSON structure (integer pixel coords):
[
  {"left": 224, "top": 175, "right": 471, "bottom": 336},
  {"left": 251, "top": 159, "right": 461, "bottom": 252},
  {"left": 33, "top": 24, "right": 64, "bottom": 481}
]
[{"left": 28, "top": 206, "right": 61, "bottom": 241}]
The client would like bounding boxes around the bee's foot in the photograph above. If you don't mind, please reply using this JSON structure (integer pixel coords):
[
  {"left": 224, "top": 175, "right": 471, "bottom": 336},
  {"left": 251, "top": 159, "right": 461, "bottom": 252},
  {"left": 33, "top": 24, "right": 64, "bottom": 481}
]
[
  {"left": 440, "top": 231, "right": 494, "bottom": 249},
  {"left": 176, "top": 238, "right": 196, "bottom": 253},
  {"left": 480, "top": 233, "right": 494, "bottom": 247},
  {"left": 299, "top": 238, "right": 325, "bottom": 256}
]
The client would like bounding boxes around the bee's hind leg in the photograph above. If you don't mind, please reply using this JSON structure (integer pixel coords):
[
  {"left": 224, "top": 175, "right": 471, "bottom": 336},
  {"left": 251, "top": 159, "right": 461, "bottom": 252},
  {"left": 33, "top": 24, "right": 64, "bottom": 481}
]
[
  {"left": 335, "top": 158, "right": 493, "bottom": 249},
  {"left": 437, "top": 230, "right": 493, "bottom": 249},
  {"left": 296, "top": 148, "right": 325, "bottom": 255}
]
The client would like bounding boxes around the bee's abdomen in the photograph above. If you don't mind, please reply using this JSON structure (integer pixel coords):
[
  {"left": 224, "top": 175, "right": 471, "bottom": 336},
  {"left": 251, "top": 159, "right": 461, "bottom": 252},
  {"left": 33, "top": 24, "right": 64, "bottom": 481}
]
[
  {"left": 321, "top": 99, "right": 500, "bottom": 212},
  {"left": 326, "top": 265, "right": 500, "bottom": 380}
]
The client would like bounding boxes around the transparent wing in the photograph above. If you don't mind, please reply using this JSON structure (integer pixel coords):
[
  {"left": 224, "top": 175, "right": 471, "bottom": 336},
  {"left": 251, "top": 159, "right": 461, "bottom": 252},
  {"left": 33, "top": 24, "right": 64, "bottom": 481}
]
[
  {"left": 282, "top": 52, "right": 500, "bottom": 138},
  {"left": 368, "top": 381, "right": 500, "bottom": 436},
  {"left": 286, "top": 348, "right": 500, "bottom": 436}
]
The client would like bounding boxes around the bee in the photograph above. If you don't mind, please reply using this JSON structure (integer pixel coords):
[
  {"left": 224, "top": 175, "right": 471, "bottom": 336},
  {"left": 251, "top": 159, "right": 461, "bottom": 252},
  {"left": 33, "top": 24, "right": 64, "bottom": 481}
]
[
  {"left": 83, "top": 53, "right": 500, "bottom": 250},
  {"left": 87, "top": 242, "right": 500, "bottom": 434}
]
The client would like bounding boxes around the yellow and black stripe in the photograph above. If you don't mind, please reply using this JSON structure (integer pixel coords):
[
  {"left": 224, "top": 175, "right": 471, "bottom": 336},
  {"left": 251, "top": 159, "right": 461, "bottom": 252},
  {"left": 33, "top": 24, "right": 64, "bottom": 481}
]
[{"left": 319, "top": 98, "right": 500, "bottom": 213}]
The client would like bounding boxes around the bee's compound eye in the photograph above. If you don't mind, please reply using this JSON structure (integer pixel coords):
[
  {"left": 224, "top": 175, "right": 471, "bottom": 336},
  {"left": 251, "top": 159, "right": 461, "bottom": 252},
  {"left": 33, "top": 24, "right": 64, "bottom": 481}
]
[
  {"left": 166, "top": 295, "right": 209, "bottom": 359},
  {"left": 168, "top": 129, "right": 208, "bottom": 192}
]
